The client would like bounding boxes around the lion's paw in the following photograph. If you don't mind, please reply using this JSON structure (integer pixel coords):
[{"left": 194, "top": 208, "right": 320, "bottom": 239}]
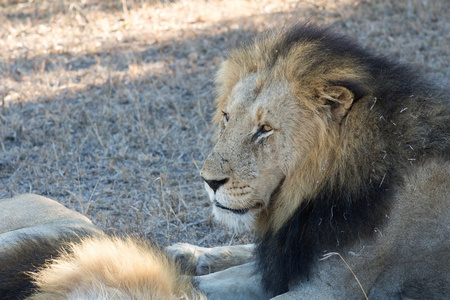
[
  {"left": 166, "top": 243, "right": 212, "bottom": 275},
  {"left": 196, "top": 254, "right": 214, "bottom": 275}
]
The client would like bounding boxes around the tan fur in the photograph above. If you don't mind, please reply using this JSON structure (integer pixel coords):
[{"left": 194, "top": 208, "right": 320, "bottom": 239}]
[{"left": 29, "top": 237, "right": 205, "bottom": 300}]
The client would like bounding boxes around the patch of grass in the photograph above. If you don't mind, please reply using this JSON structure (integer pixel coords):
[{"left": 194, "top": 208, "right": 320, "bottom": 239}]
[{"left": 1, "top": 0, "right": 449, "bottom": 247}]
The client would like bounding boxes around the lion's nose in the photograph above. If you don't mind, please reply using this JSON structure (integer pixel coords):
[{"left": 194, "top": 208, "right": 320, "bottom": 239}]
[{"left": 203, "top": 177, "right": 229, "bottom": 193}]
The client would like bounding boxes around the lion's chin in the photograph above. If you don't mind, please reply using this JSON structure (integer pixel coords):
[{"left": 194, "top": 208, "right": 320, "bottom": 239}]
[{"left": 212, "top": 205, "right": 257, "bottom": 233}]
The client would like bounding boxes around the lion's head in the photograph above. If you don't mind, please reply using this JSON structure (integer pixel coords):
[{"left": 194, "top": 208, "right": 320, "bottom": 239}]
[
  {"left": 200, "top": 75, "right": 298, "bottom": 232},
  {"left": 200, "top": 25, "right": 375, "bottom": 233}
]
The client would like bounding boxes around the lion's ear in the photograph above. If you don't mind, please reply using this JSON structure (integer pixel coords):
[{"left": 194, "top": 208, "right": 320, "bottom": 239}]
[{"left": 321, "top": 86, "right": 354, "bottom": 122}]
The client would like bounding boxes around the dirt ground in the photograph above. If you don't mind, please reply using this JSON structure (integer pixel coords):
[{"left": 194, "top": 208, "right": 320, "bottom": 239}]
[{"left": 1, "top": 0, "right": 449, "bottom": 247}]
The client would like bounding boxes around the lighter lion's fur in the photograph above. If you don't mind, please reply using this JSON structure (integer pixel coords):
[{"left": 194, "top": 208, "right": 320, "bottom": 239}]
[
  {"left": 29, "top": 237, "right": 203, "bottom": 300},
  {"left": 0, "top": 194, "right": 205, "bottom": 300}
]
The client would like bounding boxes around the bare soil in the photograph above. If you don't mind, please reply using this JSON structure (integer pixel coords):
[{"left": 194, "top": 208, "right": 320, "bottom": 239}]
[{"left": 1, "top": 0, "right": 449, "bottom": 247}]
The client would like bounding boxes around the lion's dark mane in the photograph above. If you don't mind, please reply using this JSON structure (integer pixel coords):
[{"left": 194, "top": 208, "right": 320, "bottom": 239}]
[
  {"left": 256, "top": 176, "right": 395, "bottom": 296},
  {"left": 254, "top": 24, "right": 450, "bottom": 296}
]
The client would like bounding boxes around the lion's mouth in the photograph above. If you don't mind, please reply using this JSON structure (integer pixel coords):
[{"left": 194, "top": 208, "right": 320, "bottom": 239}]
[{"left": 214, "top": 201, "right": 261, "bottom": 215}]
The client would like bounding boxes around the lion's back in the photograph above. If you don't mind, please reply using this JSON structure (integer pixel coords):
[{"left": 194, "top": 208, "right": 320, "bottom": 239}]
[{"left": 371, "top": 159, "right": 450, "bottom": 299}]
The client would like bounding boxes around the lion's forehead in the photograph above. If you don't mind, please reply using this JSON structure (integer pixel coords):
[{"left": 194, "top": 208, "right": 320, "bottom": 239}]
[
  {"left": 228, "top": 74, "right": 297, "bottom": 123},
  {"left": 227, "top": 74, "right": 259, "bottom": 108}
]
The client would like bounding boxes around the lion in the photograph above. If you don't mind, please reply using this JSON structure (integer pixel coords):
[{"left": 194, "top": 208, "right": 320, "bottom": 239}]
[
  {"left": 167, "top": 24, "right": 450, "bottom": 299},
  {"left": 0, "top": 194, "right": 205, "bottom": 300}
]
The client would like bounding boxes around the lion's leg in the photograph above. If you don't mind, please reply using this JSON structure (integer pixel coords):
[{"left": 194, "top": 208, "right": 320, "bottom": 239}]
[
  {"left": 194, "top": 261, "right": 269, "bottom": 300},
  {"left": 166, "top": 243, "right": 255, "bottom": 275}
]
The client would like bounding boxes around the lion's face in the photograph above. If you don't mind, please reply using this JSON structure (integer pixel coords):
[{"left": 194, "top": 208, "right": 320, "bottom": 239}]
[{"left": 200, "top": 73, "right": 322, "bottom": 231}]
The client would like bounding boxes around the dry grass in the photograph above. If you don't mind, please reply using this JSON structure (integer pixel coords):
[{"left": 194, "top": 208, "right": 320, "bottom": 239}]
[{"left": 1, "top": 0, "right": 449, "bottom": 247}]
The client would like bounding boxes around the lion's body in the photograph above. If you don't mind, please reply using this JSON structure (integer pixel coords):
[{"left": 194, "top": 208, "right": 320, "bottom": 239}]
[
  {"left": 0, "top": 194, "right": 103, "bottom": 299},
  {"left": 192, "top": 24, "right": 450, "bottom": 299},
  {"left": 0, "top": 194, "right": 204, "bottom": 300}
]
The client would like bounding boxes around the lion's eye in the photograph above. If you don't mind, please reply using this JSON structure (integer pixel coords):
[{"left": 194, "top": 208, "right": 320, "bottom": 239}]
[
  {"left": 253, "top": 124, "right": 273, "bottom": 141},
  {"left": 261, "top": 124, "right": 273, "bottom": 133}
]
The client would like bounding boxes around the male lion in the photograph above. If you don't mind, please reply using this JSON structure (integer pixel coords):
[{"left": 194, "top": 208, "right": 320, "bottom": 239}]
[{"left": 168, "top": 24, "right": 450, "bottom": 299}]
